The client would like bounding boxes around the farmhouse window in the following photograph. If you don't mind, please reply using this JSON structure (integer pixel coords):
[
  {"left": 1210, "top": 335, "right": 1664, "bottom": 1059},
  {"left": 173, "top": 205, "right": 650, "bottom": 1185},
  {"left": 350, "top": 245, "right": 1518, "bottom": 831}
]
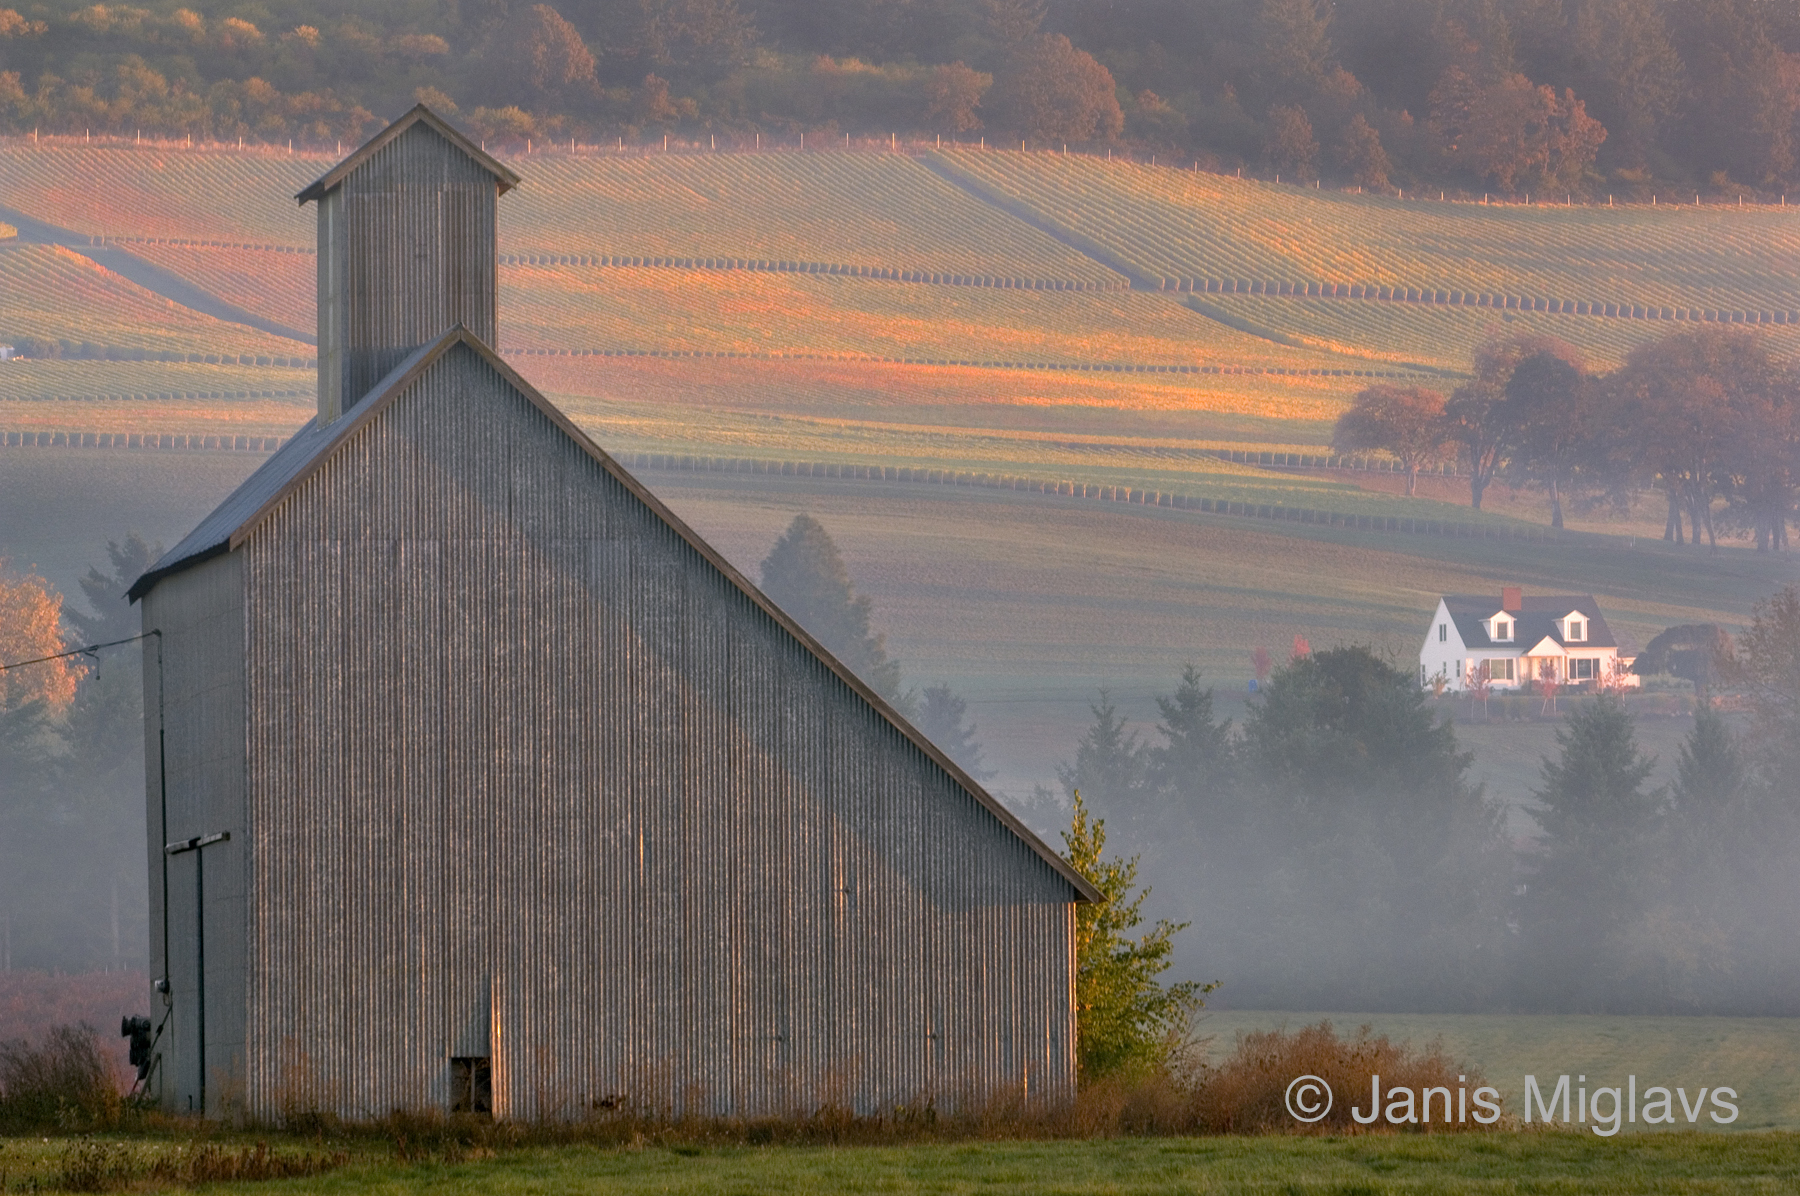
[
  {"left": 1570, "top": 658, "right": 1596, "bottom": 680},
  {"left": 451, "top": 1056, "right": 492, "bottom": 1115},
  {"left": 1486, "top": 658, "right": 1515, "bottom": 681},
  {"left": 1494, "top": 619, "right": 1512, "bottom": 641},
  {"left": 1568, "top": 620, "right": 1586, "bottom": 641},
  {"left": 1439, "top": 623, "right": 1447, "bottom": 642}
]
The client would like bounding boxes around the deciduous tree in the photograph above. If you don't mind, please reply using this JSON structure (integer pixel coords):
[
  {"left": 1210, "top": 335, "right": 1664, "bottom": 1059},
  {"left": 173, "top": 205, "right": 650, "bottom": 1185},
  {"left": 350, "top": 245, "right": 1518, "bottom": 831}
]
[
  {"left": 990, "top": 33, "right": 1123, "bottom": 143},
  {"left": 0, "top": 565, "right": 75, "bottom": 715},
  {"left": 1331, "top": 384, "right": 1449, "bottom": 495},
  {"left": 1062, "top": 789, "right": 1204, "bottom": 1080}
]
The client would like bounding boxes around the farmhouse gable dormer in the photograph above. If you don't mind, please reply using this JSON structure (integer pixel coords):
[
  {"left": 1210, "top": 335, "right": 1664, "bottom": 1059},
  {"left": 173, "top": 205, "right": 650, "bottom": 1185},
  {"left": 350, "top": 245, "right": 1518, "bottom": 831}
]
[{"left": 1419, "top": 588, "right": 1638, "bottom": 693}]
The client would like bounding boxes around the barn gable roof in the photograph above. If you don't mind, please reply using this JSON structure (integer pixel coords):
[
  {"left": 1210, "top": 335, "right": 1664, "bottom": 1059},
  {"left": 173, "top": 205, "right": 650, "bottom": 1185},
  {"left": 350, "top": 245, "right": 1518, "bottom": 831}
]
[
  {"left": 295, "top": 105, "right": 521, "bottom": 204},
  {"left": 131, "top": 326, "right": 1100, "bottom": 903}
]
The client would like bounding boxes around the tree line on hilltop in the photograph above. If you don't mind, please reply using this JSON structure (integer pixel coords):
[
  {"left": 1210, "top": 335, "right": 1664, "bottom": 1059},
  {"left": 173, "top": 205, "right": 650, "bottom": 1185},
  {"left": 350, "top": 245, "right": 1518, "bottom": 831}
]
[
  {"left": 2, "top": 0, "right": 1799, "bottom": 195},
  {"left": 1334, "top": 325, "right": 1800, "bottom": 548}
]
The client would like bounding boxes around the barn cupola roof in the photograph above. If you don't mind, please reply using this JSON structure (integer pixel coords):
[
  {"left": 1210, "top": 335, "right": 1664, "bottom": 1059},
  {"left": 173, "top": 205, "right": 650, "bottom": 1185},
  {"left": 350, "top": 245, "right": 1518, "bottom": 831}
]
[{"left": 299, "top": 105, "right": 521, "bottom": 425}]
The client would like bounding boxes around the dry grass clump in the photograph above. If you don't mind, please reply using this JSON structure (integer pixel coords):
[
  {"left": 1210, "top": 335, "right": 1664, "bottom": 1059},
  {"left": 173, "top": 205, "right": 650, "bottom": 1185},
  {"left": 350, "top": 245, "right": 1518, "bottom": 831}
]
[
  {"left": 1190, "top": 1020, "right": 1485, "bottom": 1134},
  {"left": 53, "top": 1138, "right": 350, "bottom": 1192},
  {"left": 0, "top": 1023, "right": 122, "bottom": 1132}
]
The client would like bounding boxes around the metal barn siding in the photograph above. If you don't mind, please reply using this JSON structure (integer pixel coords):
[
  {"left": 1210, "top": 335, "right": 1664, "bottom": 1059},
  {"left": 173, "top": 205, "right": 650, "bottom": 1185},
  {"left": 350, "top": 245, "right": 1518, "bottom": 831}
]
[
  {"left": 139, "top": 551, "right": 248, "bottom": 1114},
  {"left": 236, "top": 343, "right": 1078, "bottom": 1121},
  {"left": 313, "top": 116, "right": 505, "bottom": 422}
]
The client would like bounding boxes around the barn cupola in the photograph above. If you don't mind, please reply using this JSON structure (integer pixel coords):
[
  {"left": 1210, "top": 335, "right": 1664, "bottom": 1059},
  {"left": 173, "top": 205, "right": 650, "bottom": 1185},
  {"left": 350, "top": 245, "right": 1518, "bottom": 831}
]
[{"left": 297, "top": 105, "right": 520, "bottom": 424}]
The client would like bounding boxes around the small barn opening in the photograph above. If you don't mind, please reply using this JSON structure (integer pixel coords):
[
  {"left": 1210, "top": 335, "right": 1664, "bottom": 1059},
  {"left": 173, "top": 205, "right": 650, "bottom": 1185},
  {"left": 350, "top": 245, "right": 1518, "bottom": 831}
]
[{"left": 450, "top": 1057, "right": 492, "bottom": 1115}]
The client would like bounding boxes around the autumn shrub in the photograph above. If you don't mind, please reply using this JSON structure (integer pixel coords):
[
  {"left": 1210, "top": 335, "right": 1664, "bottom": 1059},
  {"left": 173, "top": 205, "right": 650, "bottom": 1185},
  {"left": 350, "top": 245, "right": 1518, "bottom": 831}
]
[
  {"left": 1190, "top": 1021, "right": 1489, "bottom": 1134},
  {"left": 0, "top": 1023, "right": 122, "bottom": 1131}
]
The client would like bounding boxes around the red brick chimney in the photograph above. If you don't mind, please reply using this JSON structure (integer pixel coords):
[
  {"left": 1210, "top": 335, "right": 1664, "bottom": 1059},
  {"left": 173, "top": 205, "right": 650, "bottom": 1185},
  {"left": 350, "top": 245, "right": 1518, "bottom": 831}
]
[{"left": 1501, "top": 586, "right": 1522, "bottom": 612}]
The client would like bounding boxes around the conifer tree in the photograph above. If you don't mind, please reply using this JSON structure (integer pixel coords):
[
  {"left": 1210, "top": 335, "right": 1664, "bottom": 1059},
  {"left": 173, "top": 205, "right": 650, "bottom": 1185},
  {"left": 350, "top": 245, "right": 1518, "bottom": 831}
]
[{"left": 759, "top": 514, "right": 904, "bottom": 702}]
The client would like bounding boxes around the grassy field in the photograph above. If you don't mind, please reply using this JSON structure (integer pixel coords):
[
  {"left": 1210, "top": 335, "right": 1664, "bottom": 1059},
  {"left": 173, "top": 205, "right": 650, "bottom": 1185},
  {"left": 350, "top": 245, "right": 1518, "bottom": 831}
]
[
  {"left": 935, "top": 150, "right": 1800, "bottom": 312},
  {"left": 2, "top": 1130, "right": 1797, "bottom": 1193}
]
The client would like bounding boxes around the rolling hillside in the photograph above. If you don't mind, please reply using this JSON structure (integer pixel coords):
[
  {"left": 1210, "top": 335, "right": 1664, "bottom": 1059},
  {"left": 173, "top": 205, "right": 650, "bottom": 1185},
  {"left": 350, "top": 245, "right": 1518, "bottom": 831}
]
[{"left": 2, "top": 137, "right": 1794, "bottom": 807}]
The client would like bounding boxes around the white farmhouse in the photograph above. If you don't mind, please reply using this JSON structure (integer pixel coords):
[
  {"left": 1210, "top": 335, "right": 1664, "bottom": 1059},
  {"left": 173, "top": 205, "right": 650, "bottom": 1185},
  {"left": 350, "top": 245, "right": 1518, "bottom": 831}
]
[{"left": 1420, "top": 586, "right": 1639, "bottom": 692}]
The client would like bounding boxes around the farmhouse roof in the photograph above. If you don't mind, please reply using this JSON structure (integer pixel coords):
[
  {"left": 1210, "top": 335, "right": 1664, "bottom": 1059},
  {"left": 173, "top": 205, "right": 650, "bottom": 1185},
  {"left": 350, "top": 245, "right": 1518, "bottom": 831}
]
[
  {"left": 295, "top": 105, "right": 520, "bottom": 204},
  {"left": 1440, "top": 593, "right": 1618, "bottom": 651},
  {"left": 129, "top": 326, "right": 1102, "bottom": 904}
]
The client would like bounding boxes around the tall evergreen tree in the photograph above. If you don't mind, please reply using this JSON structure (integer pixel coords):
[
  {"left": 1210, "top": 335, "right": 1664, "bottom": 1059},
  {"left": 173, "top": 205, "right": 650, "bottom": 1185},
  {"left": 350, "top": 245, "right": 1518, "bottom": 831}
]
[
  {"left": 913, "top": 682, "right": 994, "bottom": 780},
  {"left": 1521, "top": 693, "right": 1661, "bottom": 1007},
  {"left": 1149, "top": 665, "right": 1235, "bottom": 824},
  {"left": 65, "top": 533, "right": 159, "bottom": 646},
  {"left": 759, "top": 514, "right": 904, "bottom": 702},
  {"left": 1057, "top": 689, "right": 1149, "bottom": 815}
]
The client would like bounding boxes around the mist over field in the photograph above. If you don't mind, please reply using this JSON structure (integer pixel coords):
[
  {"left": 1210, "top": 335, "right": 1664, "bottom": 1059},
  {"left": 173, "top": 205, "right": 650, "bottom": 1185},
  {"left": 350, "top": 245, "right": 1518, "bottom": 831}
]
[{"left": 4, "top": 7, "right": 1800, "bottom": 1130}]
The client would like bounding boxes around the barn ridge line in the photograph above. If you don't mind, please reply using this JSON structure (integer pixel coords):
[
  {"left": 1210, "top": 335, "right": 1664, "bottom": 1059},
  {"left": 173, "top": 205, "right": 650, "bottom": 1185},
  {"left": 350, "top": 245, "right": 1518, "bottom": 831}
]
[{"left": 130, "top": 317, "right": 1102, "bottom": 902}]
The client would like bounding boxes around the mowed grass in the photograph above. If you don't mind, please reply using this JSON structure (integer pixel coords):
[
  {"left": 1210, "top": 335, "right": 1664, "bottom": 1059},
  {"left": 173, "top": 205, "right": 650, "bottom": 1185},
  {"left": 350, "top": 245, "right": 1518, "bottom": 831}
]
[
  {"left": 1196, "top": 1011, "right": 1800, "bottom": 1133},
  {"left": 937, "top": 150, "right": 1800, "bottom": 313},
  {"left": 2, "top": 1130, "right": 1797, "bottom": 1193}
]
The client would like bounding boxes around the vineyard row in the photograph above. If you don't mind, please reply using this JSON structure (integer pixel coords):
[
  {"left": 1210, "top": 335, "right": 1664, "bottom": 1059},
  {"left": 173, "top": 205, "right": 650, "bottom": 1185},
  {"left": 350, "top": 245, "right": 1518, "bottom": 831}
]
[
  {"left": 1165, "top": 278, "right": 1800, "bottom": 324},
  {"left": 504, "top": 256, "right": 1795, "bottom": 323},
  {"left": 93, "top": 234, "right": 313, "bottom": 254},
  {"left": 0, "top": 346, "right": 314, "bottom": 367},
  {"left": 503, "top": 254, "right": 1126, "bottom": 290},
  {"left": 501, "top": 346, "right": 1426, "bottom": 378},
  {"left": 0, "top": 431, "right": 1541, "bottom": 539},
  {"left": 622, "top": 451, "right": 1551, "bottom": 540},
  {"left": 2, "top": 429, "right": 286, "bottom": 450},
  {"left": 0, "top": 387, "right": 308, "bottom": 402}
]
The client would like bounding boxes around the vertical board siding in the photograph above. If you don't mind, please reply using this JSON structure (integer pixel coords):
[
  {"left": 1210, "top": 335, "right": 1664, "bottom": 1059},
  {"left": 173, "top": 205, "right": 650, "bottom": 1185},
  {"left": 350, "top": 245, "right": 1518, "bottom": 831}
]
[
  {"left": 324, "top": 123, "right": 498, "bottom": 415},
  {"left": 238, "top": 344, "right": 1077, "bottom": 1120},
  {"left": 141, "top": 553, "right": 248, "bottom": 1114}
]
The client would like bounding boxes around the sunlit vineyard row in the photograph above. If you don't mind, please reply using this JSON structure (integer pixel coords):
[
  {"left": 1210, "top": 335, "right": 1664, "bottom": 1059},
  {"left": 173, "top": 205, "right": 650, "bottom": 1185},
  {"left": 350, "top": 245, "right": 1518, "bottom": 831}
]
[
  {"left": 507, "top": 154, "right": 1122, "bottom": 283},
  {"left": 0, "top": 143, "right": 1124, "bottom": 285},
  {"left": 0, "top": 359, "right": 311, "bottom": 402},
  {"left": 521, "top": 355, "right": 1357, "bottom": 444},
  {"left": 934, "top": 151, "right": 1800, "bottom": 316},
  {"left": 496, "top": 264, "right": 1378, "bottom": 372},
  {"left": 0, "top": 245, "right": 311, "bottom": 359},
  {"left": 0, "top": 144, "right": 319, "bottom": 244},
  {"left": 126, "top": 243, "right": 315, "bottom": 333},
  {"left": 1195, "top": 296, "right": 1800, "bottom": 373}
]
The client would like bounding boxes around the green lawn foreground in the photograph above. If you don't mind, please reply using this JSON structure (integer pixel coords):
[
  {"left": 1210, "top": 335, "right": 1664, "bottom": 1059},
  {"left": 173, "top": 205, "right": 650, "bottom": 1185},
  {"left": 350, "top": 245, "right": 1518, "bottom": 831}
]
[{"left": 6, "top": 1131, "right": 1800, "bottom": 1194}]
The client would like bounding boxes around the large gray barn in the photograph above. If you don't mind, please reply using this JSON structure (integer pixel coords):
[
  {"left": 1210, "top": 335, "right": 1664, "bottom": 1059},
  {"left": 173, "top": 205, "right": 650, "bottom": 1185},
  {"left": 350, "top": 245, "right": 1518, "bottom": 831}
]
[{"left": 129, "top": 107, "right": 1096, "bottom": 1122}]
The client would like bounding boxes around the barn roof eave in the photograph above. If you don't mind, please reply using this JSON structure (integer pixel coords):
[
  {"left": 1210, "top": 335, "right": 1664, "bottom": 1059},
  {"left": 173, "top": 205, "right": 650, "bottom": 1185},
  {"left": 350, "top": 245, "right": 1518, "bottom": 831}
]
[
  {"left": 295, "top": 104, "right": 522, "bottom": 205},
  {"left": 131, "top": 327, "right": 1102, "bottom": 903}
]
